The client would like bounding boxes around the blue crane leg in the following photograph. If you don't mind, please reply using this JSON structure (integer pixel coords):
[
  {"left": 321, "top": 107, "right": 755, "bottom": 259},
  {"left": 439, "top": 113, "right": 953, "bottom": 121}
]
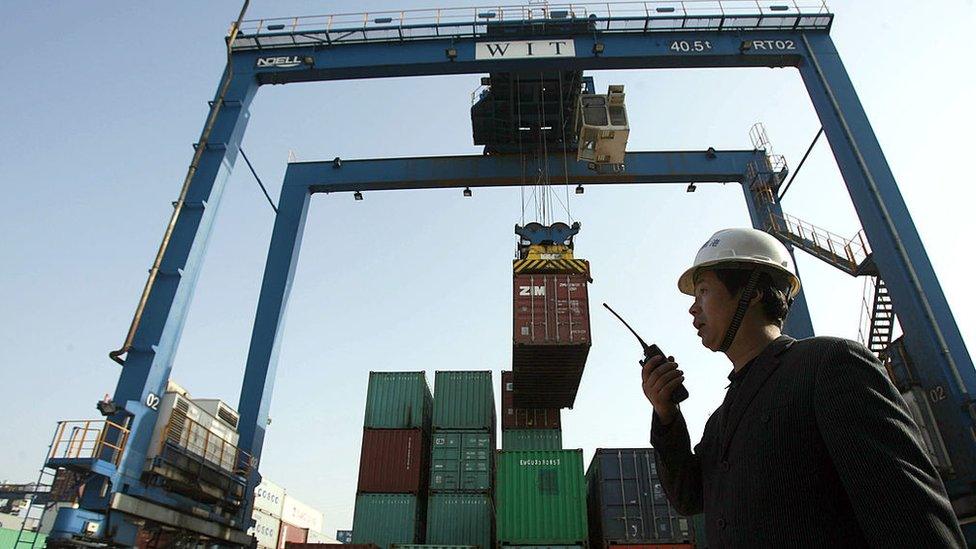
[
  {"left": 237, "top": 182, "right": 311, "bottom": 518},
  {"left": 798, "top": 34, "right": 976, "bottom": 513},
  {"left": 106, "top": 68, "right": 258, "bottom": 488}
]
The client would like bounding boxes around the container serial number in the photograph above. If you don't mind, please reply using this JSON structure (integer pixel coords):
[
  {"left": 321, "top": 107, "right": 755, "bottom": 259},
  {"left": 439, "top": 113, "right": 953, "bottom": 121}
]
[
  {"left": 670, "top": 40, "right": 712, "bottom": 52},
  {"left": 519, "top": 459, "right": 561, "bottom": 466}
]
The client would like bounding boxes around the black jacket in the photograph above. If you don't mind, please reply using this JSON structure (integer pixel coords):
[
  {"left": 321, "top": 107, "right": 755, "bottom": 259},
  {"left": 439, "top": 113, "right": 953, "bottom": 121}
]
[{"left": 650, "top": 335, "right": 964, "bottom": 547}]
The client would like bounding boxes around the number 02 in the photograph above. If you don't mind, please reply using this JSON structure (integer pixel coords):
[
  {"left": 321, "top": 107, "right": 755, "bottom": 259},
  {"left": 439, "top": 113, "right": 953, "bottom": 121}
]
[{"left": 146, "top": 392, "right": 161, "bottom": 410}]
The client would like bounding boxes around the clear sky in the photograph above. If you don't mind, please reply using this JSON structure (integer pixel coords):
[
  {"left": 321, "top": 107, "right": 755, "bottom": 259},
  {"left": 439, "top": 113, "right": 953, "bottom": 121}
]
[{"left": 1, "top": 0, "right": 974, "bottom": 538}]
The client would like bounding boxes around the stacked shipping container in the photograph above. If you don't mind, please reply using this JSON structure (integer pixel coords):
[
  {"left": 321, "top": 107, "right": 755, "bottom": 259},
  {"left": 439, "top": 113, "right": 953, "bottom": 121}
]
[
  {"left": 586, "top": 449, "right": 693, "bottom": 549},
  {"left": 495, "top": 449, "right": 588, "bottom": 546},
  {"left": 353, "top": 372, "right": 434, "bottom": 548},
  {"left": 500, "top": 371, "right": 562, "bottom": 452},
  {"left": 248, "top": 478, "right": 326, "bottom": 549},
  {"left": 427, "top": 371, "right": 496, "bottom": 549}
]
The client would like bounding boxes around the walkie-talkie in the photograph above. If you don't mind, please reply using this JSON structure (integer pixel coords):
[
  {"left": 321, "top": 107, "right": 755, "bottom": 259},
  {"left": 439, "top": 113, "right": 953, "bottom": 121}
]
[{"left": 603, "top": 303, "right": 689, "bottom": 404}]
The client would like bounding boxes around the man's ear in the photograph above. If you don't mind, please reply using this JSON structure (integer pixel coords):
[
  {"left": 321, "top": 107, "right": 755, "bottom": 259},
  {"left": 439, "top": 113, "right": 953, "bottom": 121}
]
[{"left": 750, "top": 287, "right": 764, "bottom": 306}]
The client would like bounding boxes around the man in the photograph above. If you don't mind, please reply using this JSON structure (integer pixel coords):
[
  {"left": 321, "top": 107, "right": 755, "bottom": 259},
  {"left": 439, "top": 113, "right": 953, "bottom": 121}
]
[{"left": 644, "top": 227, "right": 964, "bottom": 547}]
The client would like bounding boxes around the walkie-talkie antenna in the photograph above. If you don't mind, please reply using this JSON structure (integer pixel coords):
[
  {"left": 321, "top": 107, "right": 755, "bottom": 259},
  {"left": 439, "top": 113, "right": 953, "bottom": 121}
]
[{"left": 603, "top": 303, "right": 649, "bottom": 350}]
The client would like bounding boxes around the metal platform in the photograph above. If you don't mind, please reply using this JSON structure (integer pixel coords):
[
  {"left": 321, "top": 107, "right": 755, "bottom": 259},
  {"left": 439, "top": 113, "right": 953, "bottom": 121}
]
[{"left": 230, "top": 1, "right": 832, "bottom": 51}]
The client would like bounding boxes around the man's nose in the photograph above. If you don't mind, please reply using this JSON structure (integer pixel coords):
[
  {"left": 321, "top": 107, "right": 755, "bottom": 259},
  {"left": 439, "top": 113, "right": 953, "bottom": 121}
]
[{"left": 689, "top": 298, "right": 701, "bottom": 316}]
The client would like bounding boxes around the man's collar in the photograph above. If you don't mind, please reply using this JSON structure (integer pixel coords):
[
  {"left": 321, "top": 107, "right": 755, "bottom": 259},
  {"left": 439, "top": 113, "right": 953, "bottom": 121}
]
[{"left": 726, "top": 334, "right": 795, "bottom": 383}]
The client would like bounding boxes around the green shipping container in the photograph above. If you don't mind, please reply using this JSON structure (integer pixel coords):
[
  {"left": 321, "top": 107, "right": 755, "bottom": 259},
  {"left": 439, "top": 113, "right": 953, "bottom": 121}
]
[
  {"left": 430, "top": 431, "right": 493, "bottom": 492},
  {"left": 352, "top": 493, "right": 424, "bottom": 549},
  {"left": 425, "top": 494, "right": 494, "bottom": 548},
  {"left": 395, "top": 546, "right": 478, "bottom": 549},
  {"left": 433, "top": 371, "right": 495, "bottom": 430},
  {"left": 495, "top": 450, "right": 588, "bottom": 545},
  {"left": 501, "top": 429, "right": 562, "bottom": 451},
  {"left": 0, "top": 528, "right": 46, "bottom": 547},
  {"left": 364, "top": 372, "right": 433, "bottom": 430}
]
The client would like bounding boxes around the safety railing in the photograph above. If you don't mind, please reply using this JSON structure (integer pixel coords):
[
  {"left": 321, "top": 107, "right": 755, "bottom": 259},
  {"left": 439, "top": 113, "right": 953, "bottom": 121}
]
[
  {"left": 230, "top": 1, "right": 831, "bottom": 50},
  {"left": 767, "top": 211, "right": 870, "bottom": 273},
  {"left": 48, "top": 420, "right": 130, "bottom": 467},
  {"left": 159, "top": 414, "right": 251, "bottom": 477}
]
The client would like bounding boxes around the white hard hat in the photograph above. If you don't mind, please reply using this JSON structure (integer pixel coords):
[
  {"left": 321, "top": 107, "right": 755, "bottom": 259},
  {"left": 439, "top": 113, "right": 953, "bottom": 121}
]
[{"left": 678, "top": 228, "right": 800, "bottom": 298}]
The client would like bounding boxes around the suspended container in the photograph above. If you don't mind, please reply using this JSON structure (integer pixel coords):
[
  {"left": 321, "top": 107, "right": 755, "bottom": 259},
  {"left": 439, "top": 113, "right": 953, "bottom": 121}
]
[
  {"left": 425, "top": 493, "right": 494, "bottom": 548},
  {"left": 359, "top": 429, "right": 429, "bottom": 494},
  {"left": 433, "top": 371, "right": 496, "bottom": 431},
  {"left": 495, "top": 450, "right": 588, "bottom": 546},
  {"left": 430, "top": 431, "right": 493, "bottom": 493},
  {"left": 512, "top": 272, "right": 591, "bottom": 408},
  {"left": 511, "top": 223, "right": 591, "bottom": 409},
  {"left": 586, "top": 449, "right": 692, "bottom": 548},
  {"left": 501, "top": 429, "right": 562, "bottom": 451},
  {"left": 364, "top": 372, "right": 433, "bottom": 431},
  {"left": 501, "top": 371, "right": 560, "bottom": 430},
  {"left": 352, "top": 494, "right": 425, "bottom": 549}
]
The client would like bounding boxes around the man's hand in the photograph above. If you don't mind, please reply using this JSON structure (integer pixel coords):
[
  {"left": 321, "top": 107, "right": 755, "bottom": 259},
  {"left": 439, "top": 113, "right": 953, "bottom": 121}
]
[{"left": 642, "top": 354, "right": 685, "bottom": 425}]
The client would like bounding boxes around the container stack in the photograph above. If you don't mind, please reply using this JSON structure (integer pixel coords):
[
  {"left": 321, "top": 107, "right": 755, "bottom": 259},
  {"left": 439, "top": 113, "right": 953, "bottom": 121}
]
[
  {"left": 250, "top": 478, "right": 284, "bottom": 549},
  {"left": 500, "top": 370, "right": 562, "bottom": 451},
  {"left": 248, "top": 478, "right": 326, "bottom": 549},
  {"left": 495, "top": 449, "right": 589, "bottom": 548},
  {"left": 586, "top": 449, "right": 693, "bottom": 549},
  {"left": 353, "top": 372, "right": 434, "bottom": 549},
  {"left": 426, "top": 371, "right": 496, "bottom": 549},
  {"left": 511, "top": 222, "right": 592, "bottom": 409}
]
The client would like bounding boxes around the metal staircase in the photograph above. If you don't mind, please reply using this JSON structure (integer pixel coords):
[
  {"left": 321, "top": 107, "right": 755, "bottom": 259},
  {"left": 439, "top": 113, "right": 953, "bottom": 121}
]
[
  {"left": 859, "top": 276, "right": 897, "bottom": 360},
  {"left": 13, "top": 467, "right": 55, "bottom": 548},
  {"left": 745, "top": 124, "right": 875, "bottom": 277}
]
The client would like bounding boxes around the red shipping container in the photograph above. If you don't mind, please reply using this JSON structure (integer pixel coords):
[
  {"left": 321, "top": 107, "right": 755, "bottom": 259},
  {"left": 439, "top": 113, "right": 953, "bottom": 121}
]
[
  {"left": 512, "top": 272, "right": 591, "bottom": 408},
  {"left": 358, "top": 428, "right": 429, "bottom": 493},
  {"left": 278, "top": 522, "right": 308, "bottom": 549},
  {"left": 501, "top": 370, "right": 561, "bottom": 429}
]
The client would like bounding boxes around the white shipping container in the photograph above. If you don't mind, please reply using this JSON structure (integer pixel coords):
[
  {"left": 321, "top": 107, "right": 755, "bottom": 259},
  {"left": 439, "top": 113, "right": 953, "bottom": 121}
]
[
  {"left": 249, "top": 509, "right": 281, "bottom": 549},
  {"left": 253, "top": 477, "right": 286, "bottom": 518},
  {"left": 281, "top": 494, "right": 323, "bottom": 533},
  {"left": 307, "top": 530, "right": 338, "bottom": 543}
]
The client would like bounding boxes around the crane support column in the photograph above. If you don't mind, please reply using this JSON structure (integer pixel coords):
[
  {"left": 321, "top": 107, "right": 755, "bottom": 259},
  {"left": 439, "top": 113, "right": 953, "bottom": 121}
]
[
  {"left": 106, "top": 65, "right": 258, "bottom": 500},
  {"left": 799, "top": 32, "right": 976, "bottom": 518},
  {"left": 237, "top": 182, "right": 311, "bottom": 519}
]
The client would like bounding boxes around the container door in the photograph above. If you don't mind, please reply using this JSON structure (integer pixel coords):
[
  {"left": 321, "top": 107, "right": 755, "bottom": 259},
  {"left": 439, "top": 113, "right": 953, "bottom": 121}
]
[{"left": 431, "top": 432, "right": 462, "bottom": 490}]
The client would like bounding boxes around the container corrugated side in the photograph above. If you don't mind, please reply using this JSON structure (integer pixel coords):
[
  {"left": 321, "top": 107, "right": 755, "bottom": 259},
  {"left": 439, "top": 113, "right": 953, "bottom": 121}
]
[
  {"left": 254, "top": 476, "right": 286, "bottom": 518},
  {"left": 364, "top": 372, "right": 433, "bottom": 430},
  {"left": 282, "top": 494, "right": 324, "bottom": 533},
  {"left": 430, "top": 431, "right": 493, "bottom": 492},
  {"left": 512, "top": 273, "right": 590, "bottom": 408},
  {"left": 425, "top": 493, "right": 494, "bottom": 549},
  {"left": 495, "top": 450, "right": 588, "bottom": 545},
  {"left": 501, "top": 429, "right": 562, "bottom": 451},
  {"left": 433, "top": 371, "right": 496, "bottom": 431},
  {"left": 501, "top": 371, "right": 561, "bottom": 430},
  {"left": 278, "top": 521, "right": 309, "bottom": 549},
  {"left": 359, "top": 429, "right": 429, "bottom": 493},
  {"left": 352, "top": 493, "right": 424, "bottom": 549},
  {"left": 586, "top": 448, "right": 691, "bottom": 547},
  {"left": 250, "top": 509, "right": 282, "bottom": 549}
]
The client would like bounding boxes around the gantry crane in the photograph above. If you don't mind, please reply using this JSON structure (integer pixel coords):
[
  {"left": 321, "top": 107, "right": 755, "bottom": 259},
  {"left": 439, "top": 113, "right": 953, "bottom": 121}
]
[{"left": 23, "top": 2, "right": 974, "bottom": 547}]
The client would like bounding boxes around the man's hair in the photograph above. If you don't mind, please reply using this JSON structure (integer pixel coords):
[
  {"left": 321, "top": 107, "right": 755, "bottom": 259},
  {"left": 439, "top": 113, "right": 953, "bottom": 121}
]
[{"left": 711, "top": 267, "right": 791, "bottom": 327}]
